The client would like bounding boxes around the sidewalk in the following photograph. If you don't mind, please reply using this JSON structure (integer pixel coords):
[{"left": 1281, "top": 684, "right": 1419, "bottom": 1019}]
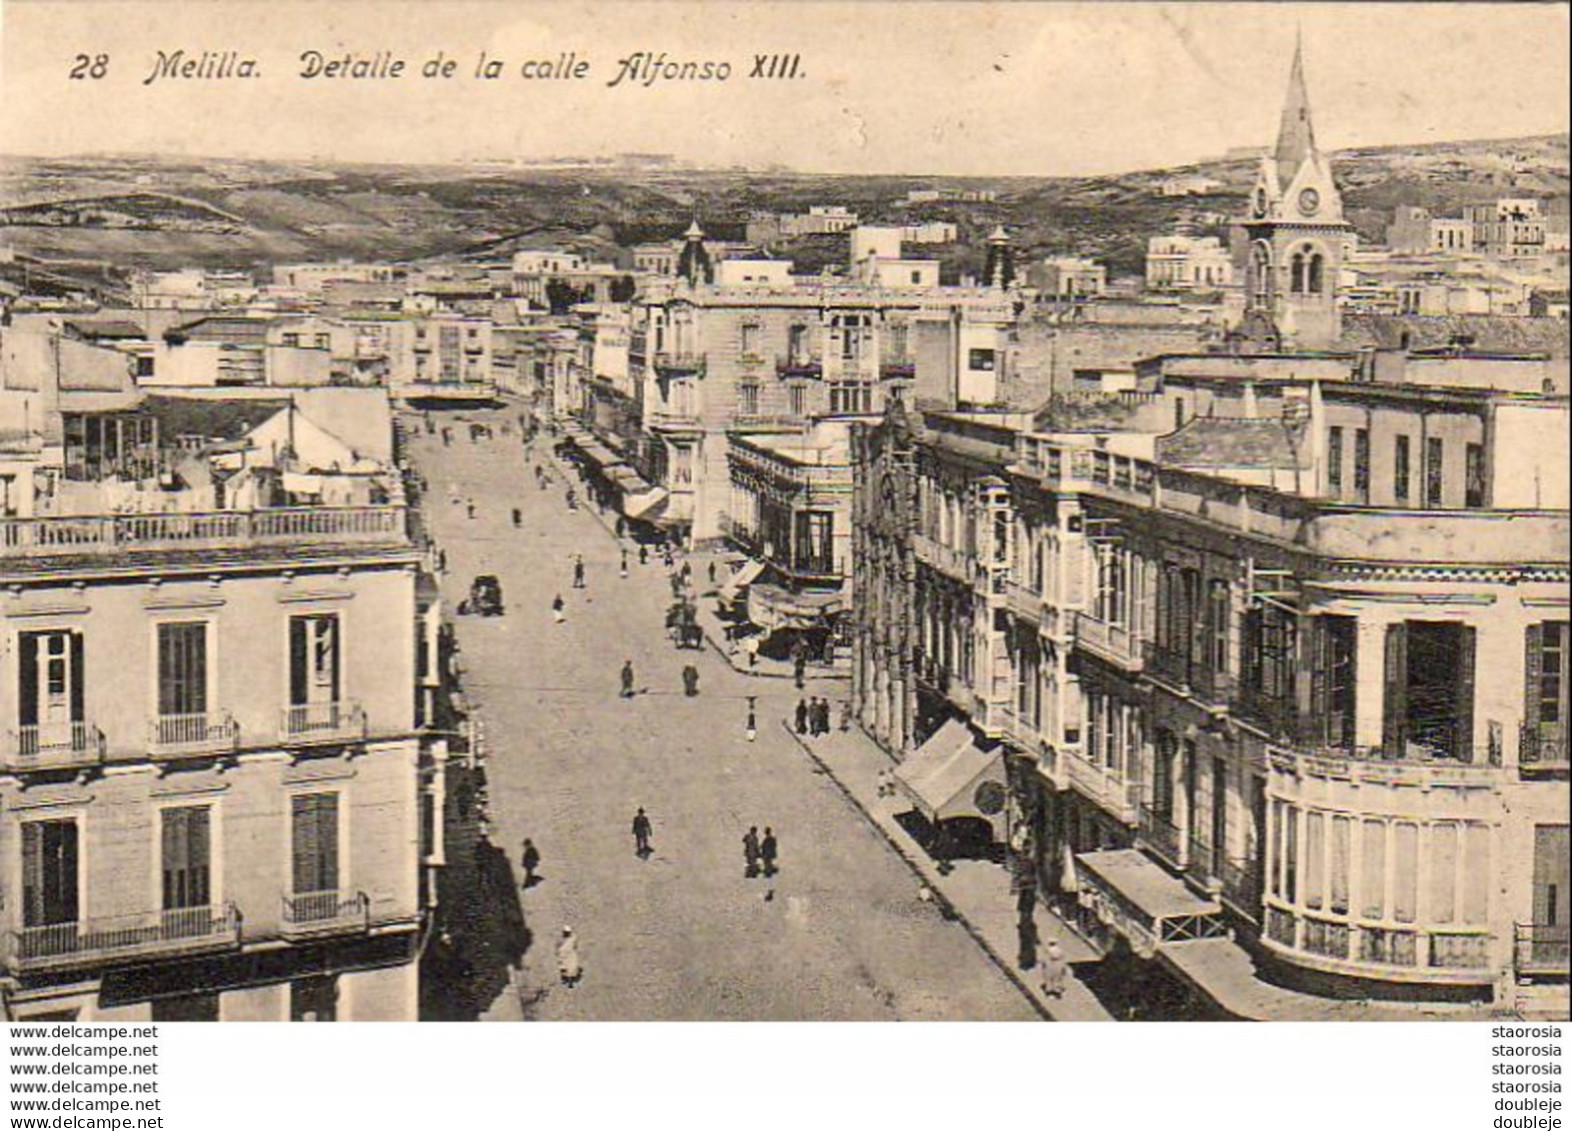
[
  {"left": 691, "top": 591, "right": 851, "bottom": 682},
  {"left": 781, "top": 720, "right": 1115, "bottom": 1022}
]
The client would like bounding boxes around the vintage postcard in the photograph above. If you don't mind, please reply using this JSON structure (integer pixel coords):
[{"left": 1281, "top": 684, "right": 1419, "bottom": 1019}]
[{"left": 0, "top": 0, "right": 1566, "bottom": 1028}]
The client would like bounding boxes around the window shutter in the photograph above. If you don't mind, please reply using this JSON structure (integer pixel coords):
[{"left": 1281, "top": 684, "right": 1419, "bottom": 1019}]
[
  {"left": 18, "top": 633, "right": 38, "bottom": 727},
  {"left": 162, "top": 808, "right": 184, "bottom": 909},
  {"left": 325, "top": 617, "right": 341, "bottom": 703},
  {"left": 1524, "top": 623, "right": 1543, "bottom": 731},
  {"left": 1307, "top": 617, "right": 1329, "bottom": 742},
  {"left": 1383, "top": 623, "right": 1408, "bottom": 756},
  {"left": 190, "top": 808, "right": 211, "bottom": 907},
  {"left": 319, "top": 794, "right": 339, "bottom": 892},
  {"left": 1456, "top": 625, "right": 1477, "bottom": 763},
  {"left": 292, "top": 795, "right": 318, "bottom": 894},
  {"left": 289, "top": 618, "right": 308, "bottom": 706},
  {"left": 69, "top": 632, "right": 84, "bottom": 723},
  {"left": 22, "top": 823, "right": 43, "bottom": 927}
]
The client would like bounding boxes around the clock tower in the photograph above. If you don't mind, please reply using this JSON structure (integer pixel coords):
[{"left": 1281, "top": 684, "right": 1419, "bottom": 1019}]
[{"left": 1239, "top": 40, "right": 1351, "bottom": 350}]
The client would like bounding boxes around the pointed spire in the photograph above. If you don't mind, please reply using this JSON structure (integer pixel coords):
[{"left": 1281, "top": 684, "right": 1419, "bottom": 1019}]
[
  {"left": 1273, "top": 34, "right": 1318, "bottom": 188},
  {"left": 683, "top": 218, "right": 705, "bottom": 241}
]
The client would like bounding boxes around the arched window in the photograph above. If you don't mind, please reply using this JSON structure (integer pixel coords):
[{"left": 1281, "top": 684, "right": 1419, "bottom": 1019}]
[
  {"left": 1251, "top": 243, "right": 1273, "bottom": 304},
  {"left": 1308, "top": 253, "right": 1325, "bottom": 294},
  {"left": 1290, "top": 252, "right": 1307, "bottom": 295}
]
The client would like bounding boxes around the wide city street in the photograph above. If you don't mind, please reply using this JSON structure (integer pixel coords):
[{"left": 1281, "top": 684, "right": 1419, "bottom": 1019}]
[{"left": 410, "top": 406, "right": 1038, "bottom": 1021}]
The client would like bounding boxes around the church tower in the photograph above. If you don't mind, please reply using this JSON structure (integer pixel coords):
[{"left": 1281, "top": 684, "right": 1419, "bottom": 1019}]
[{"left": 1239, "top": 40, "right": 1351, "bottom": 350}]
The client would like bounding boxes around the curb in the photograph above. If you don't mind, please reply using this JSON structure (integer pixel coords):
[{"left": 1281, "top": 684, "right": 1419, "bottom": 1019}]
[{"left": 778, "top": 720, "right": 1056, "bottom": 1022}]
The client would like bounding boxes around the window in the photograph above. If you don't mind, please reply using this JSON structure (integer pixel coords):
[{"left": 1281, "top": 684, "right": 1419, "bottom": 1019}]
[
  {"left": 288, "top": 614, "right": 340, "bottom": 732},
  {"left": 793, "top": 511, "right": 834, "bottom": 574},
  {"left": 281, "top": 333, "right": 300, "bottom": 347},
  {"left": 157, "top": 622, "right": 207, "bottom": 721},
  {"left": 1465, "top": 443, "right": 1486, "bottom": 508},
  {"left": 314, "top": 333, "right": 330, "bottom": 349},
  {"left": 1394, "top": 435, "right": 1411, "bottom": 503},
  {"left": 1327, "top": 426, "right": 1344, "bottom": 497},
  {"left": 22, "top": 819, "right": 78, "bottom": 929},
  {"left": 1206, "top": 580, "right": 1230, "bottom": 674},
  {"left": 17, "top": 630, "right": 85, "bottom": 751},
  {"left": 1425, "top": 436, "right": 1445, "bottom": 507},
  {"left": 739, "top": 323, "right": 760, "bottom": 359},
  {"left": 968, "top": 348, "right": 996, "bottom": 372},
  {"left": 1353, "top": 429, "right": 1370, "bottom": 502},
  {"left": 1384, "top": 621, "right": 1476, "bottom": 761},
  {"left": 1525, "top": 623, "right": 1571, "bottom": 762},
  {"left": 787, "top": 325, "right": 809, "bottom": 364},
  {"left": 291, "top": 792, "right": 340, "bottom": 896},
  {"left": 1093, "top": 544, "right": 1126, "bottom": 626},
  {"left": 787, "top": 384, "right": 807, "bottom": 417},
  {"left": 1174, "top": 399, "right": 1186, "bottom": 431},
  {"left": 1361, "top": 819, "right": 1386, "bottom": 919},
  {"left": 161, "top": 805, "right": 211, "bottom": 912},
  {"left": 1308, "top": 253, "right": 1325, "bottom": 294},
  {"left": 738, "top": 383, "right": 760, "bottom": 416}
]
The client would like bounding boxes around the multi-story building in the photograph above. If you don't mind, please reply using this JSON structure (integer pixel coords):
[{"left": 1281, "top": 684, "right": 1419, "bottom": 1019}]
[
  {"left": 0, "top": 377, "right": 438, "bottom": 1022},
  {"left": 851, "top": 44, "right": 1571, "bottom": 1019},
  {"left": 1146, "top": 236, "right": 1235, "bottom": 292},
  {"left": 1030, "top": 258, "right": 1108, "bottom": 299},
  {"left": 1464, "top": 200, "right": 1549, "bottom": 260}
]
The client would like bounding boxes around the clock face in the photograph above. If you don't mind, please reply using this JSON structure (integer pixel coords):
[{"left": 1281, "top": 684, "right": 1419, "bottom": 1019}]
[
  {"left": 1298, "top": 188, "right": 1321, "bottom": 216},
  {"left": 1253, "top": 188, "right": 1268, "bottom": 217}
]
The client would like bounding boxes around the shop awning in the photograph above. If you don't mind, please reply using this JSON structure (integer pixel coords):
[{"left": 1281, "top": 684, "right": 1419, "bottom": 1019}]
[
  {"left": 608, "top": 466, "right": 650, "bottom": 494},
  {"left": 1072, "top": 849, "right": 1228, "bottom": 959},
  {"left": 893, "top": 719, "right": 1005, "bottom": 826},
  {"left": 746, "top": 583, "right": 843, "bottom": 631},
  {"left": 622, "top": 486, "right": 670, "bottom": 521},
  {"left": 717, "top": 558, "right": 767, "bottom": 602},
  {"left": 577, "top": 440, "right": 624, "bottom": 470}
]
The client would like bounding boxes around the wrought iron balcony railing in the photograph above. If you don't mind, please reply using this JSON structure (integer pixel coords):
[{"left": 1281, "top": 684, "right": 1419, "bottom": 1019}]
[
  {"left": 4, "top": 903, "right": 241, "bottom": 974},
  {"left": 7, "top": 722, "right": 106, "bottom": 772},
  {"left": 281, "top": 890, "right": 371, "bottom": 939},
  {"left": 150, "top": 712, "right": 240, "bottom": 758},
  {"left": 281, "top": 701, "right": 367, "bottom": 744}
]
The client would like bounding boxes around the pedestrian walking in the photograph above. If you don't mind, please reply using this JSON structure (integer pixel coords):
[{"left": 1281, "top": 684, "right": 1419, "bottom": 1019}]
[
  {"left": 1040, "top": 939, "right": 1068, "bottom": 999},
  {"left": 745, "top": 707, "right": 757, "bottom": 742},
  {"left": 442, "top": 427, "right": 452, "bottom": 446},
  {"left": 556, "top": 927, "right": 583, "bottom": 988},
  {"left": 436, "top": 548, "right": 448, "bottom": 574},
  {"left": 760, "top": 827, "right": 779, "bottom": 878},
  {"left": 839, "top": 698, "right": 853, "bottom": 732},
  {"left": 620, "top": 548, "right": 629, "bottom": 579},
  {"left": 620, "top": 659, "right": 635, "bottom": 699},
  {"left": 793, "top": 653, "right": 806, "bottom": 690},
  {"left": 638, "top": 544, "right": 649, "bottom": 565},
  {"left": 512, "top": 507, "right": 522, "bottom": 528},
  {"left": 681, "top": 663, "right": 700, "bottom": 697},
  {"left": 572, "top": 555, "right": 586, "bottom": 589},
  {"left": 743, "top": 826, "right": 761, "bottom": 879},
  {"left": 466, "top": 498, "right": 476, "bottom": 520},
  {"left": 795, "top": 699, "right": 809, "bottom": 735},
  {"left": 1017, "top": 909, "right": 1040, "bottom": 971},
  {"left": 520, "top": 838, "right": 541, "bottom": 889},
  {"left": 707, "top": 560, "right": 717, "bottom": 585},
  {"left": 632, "top": 808, "right": 653, "bottom": 856},
  {"left": 552, "top": 593, "right": 566, "bottom": 624},
  {"left": 814, "top": 697, "right": 830, "bottom": 736}
]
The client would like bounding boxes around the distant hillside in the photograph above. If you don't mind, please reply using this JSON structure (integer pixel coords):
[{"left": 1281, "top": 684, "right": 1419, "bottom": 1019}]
[{"left": 2, "top": 133, "right": 1565, "bottom": 279}]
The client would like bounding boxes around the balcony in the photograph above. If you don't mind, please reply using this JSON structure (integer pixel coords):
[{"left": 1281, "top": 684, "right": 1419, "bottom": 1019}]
[
  {"left": 653, "top": 352, "right": 705, "bottom": 376},
  {"left": 1138, "top": 805, "right": 1183, "bottom": 867},
  {"left": 0, "top": 506, "right": 411, "bottom": 563},
  {"left": 1515, "top": 923, "right": 1569, "bottom": 979},
  {"left": 776, "top": 354, "right": 822, "bottom": 378},
  {"left": 281, "top": 890, "right": 371, "bottom": 939},
  {"left": 1267, "top": 743, "right": 1500, "bottom": 791},
  {"left": 1263, "top": 905, "right": 1496, "bottom": 982},
  {"left": 1012, "top": 437, "right": 1156, "bottom": 504},
  {"left": 6, "top": 722, "right": 106, "bottom": 772},
  {"left": 281, "top": 701, "right": 367, "bottom": 745},
  {"left": 911, "top": 534, "right": 974, "bottom": 583},
  {"left": 1144, "top": 643, "right": 1234, "bottom": 707},
  {"left": 1519, "top": 725, "right": 1568, "bottom": 775},
  {"left": 4, "top": 904, "right": 242, "bottom": 974},
  {"left": 880, "top": 360, "right": 916, "bottom": 380},
  {"left": 648, "top": 407, "right": 702, "bottom": 434},
  {"left": 1063, "top": 750, "right": 1141, "bottom": 824},
  {"left": 1002, "top": 580, "right": 1043, "bottom": 624},
  {"left": 149, "top": 712, "right": 239, "bottom": 759},
  {"left": 1070, "top": 611, "right": 1144, "bottom": 672}
]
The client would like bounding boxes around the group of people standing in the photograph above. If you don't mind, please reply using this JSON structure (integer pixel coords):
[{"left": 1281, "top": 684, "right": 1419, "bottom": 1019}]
[
  {"left": 794, "top": 696, "right": 842, "bottom": 737},
  {"left": 742, "top": 825, "right": 780, "bottom": 879}
]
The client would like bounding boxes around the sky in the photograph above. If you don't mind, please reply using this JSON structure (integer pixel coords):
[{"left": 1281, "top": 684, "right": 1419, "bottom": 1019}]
[{"left": 0, "top": 1, "right": 1567, "bottom": 176}]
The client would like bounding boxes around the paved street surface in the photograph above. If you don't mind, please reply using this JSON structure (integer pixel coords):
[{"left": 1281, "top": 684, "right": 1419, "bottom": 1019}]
[{"left": 411, "top": 407, "right": 1038, "bottom": 1021}]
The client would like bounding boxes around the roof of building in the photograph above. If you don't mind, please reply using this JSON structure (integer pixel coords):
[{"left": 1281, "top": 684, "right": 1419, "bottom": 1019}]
[
  {"left": 165, "top": 316, "right": 273, "bottom": 344},
  {"left": 1156, "top": 417, "right": 1311, "bottom": 470},
  {"left": 1339, "top": 313, "right": 1571, "bottom": 357},
  {"left": 142, "top": 394, "right": 291, "bottom": 445},
  {"left": 1033, "top": 392, "right": 1159, "bottom": 432},
  {"left": 63, "top": 318, "right": 146, "bottom": 340}
]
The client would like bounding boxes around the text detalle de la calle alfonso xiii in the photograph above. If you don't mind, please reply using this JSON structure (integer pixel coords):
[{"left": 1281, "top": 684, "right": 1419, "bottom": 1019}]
[{"left": 131, "top": 49, "right": 807, "bottom": 87}]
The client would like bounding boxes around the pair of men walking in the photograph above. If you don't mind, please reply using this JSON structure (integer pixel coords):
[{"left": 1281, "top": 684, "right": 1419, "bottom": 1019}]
[
  {"left": 742, "top": 825, "right": 779, "bottom": 879},
  {"left": 795, "top": 697, "right": 832, "bottom": 736}
]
